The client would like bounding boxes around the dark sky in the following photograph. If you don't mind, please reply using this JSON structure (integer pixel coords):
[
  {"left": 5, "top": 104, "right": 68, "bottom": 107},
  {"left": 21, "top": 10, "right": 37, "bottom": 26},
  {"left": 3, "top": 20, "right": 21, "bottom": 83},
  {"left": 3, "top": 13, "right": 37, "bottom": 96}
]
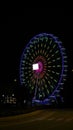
[{"left": 0, "top": 8, "right": 73, "bottom": 104}]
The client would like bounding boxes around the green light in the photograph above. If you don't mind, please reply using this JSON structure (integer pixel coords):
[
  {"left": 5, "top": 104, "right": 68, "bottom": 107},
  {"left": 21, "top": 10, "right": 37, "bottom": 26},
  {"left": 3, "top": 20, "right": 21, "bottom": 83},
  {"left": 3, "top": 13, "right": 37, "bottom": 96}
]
[
  {"left": 48, "top": 66, "right": 51, "bottom": 68},
  {"left": 30, "top": 45, "right": 33, "bottom": 48},
  {"left": 54, "top": 79, "right": 57, "bottom": 83},
  {"left": 52, "top": 71, "right": 55, "bottom": 73},
  {"left": 22, "top": 60, "right": 25, "bottom": 63},
  {"left": 36, "top": 38, "right": 39, "bottom": 42},
  {"left": 56, "top": 72, "right": 59, "bottom": 75},
  {"left": 29, "top": 73, "right": 32, "bottom": 76},
  {"left": 48, "top": 80, "right": 50, "bottom": 85},
  {"left": 44, "top": 52, "right": 47, "bottom": 56},
  {"left": 47, "top": 58, "right": 50, "bottom": 61},
  {"left": 40, "top": 37, "right": 44, "bottom": 42},
  {"left": 44, "top": 43, "right": 46, "bottom": 48},
  {"left": 45, "top": 76, "right": 47, "bottom": 79},
  {"left": 45, "top": 84, "right": 47, "bottom": 88},
  {"left": 55, "top": 50, "right": 59, "bottom": 54},
  {"left": 42, "top": 79, "right": 45, "bottom": 83},
  {"left": 43, "top": 50, "right": 44, "bottom": 54},
  {"left": 33, "top": 41, "right": 36, "bottom": 44},
  {"left": 46, "top": 73, "right": 49, "bottom": 77},
  {"left": 50, "top": 76, "right": 53, "bottom": 79},
  {"left": 49, "top": 39, "right": 52, "bottom": 45},
  {"left": 53, "top": 44, "right": 56, "bottom": 49},
  {"left": 49, "top": 49, "right": 52, "bottom": 53},
  {"left": 46, "top": 54, "right": 49, "bottom": 58},
  {"left": 41, "top": 43, "right": 43, "bottom": 47},
  {"left": 31, "top": 86, "right": 34, "bottom": 90},
  {"left": 27, "top": 49, "right": 30, "bottom": 53},
  {"left": 52, "top": 59, "right": 56, "bottom": 62},
  {"left": 51, "top": 54, "right": 55, "bottom": 57},
  {"left": 34, "top": 45, "right": 36, "bottom": 49},
  {"left": 38, "top": 50, "right": 39, "bottom": 54},
  {"left": 48, "top": 70, "right": 51, "bottom": 72},
  {"left": 57, "top": 65, "right": 61, "bottom": 67},
  {"left": 40, "top": 49, "right": 42, "bottom": 53},
  {"left": 42, "top": 93, "right": 45, "bottom": 97},
  {"left": 57, "top": 57, "right": 60, "bottom": 60},
  {"left": 47, "top": 46, "right": 49, "bottom": 50},
  {"left": 52, "top": 65, "right": 56, "bottom": 68},
  {"left": 38, "top": 43, "right": 39, "bottom": 48},
  {"left": 50, "top": 85, "right": 53, "bottom": 89},
  {"left": 21, "top": 67, "right": 24, "bottom": 70},
  {"left": 42, "top": 87, "right": 44, "bottom": 90},
  {"left": 45, "top": 37, "right": 48, "bottom": 42},
  {"left": 48, "top": 61, "right": 51, "bottom": 64},
  {"left": 39, "top": 94, "right": 42, "bottom": 98},
  {"left": 47, "top": 90, "right": 49, "bottom": 94}
]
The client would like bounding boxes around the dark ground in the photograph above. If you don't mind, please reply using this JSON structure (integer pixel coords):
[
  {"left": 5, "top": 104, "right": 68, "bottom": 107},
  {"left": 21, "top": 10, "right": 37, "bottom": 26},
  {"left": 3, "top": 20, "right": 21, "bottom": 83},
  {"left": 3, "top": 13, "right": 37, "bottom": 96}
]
[{"left": 0, "top": 108, "right": 73, "bottom": 130}]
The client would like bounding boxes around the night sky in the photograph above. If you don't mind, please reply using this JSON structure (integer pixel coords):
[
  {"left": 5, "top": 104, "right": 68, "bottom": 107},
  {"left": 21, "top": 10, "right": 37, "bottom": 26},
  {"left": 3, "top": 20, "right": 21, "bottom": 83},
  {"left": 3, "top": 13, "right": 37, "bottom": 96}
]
[{"left": 0, "top": 8, "right": 73, "bottom": 105}]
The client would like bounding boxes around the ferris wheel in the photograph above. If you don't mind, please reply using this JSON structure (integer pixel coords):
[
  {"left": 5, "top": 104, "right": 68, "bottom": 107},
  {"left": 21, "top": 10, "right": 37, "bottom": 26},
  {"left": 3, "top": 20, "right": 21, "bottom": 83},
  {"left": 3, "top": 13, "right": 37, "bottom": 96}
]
[{"left": 20, "top": 33, "right": 67, "bottom": 105}]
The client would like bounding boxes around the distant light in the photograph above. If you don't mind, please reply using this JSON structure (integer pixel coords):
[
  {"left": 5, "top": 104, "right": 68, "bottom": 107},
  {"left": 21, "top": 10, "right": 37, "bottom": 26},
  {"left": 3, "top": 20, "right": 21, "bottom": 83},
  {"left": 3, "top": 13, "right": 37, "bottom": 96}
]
[
  {"left": 24, "top": 100, "right": 26, "bottom": 104},
  {"left": 2, "top": 94, "right": 5, "bottom": 97},
  {"left": 12, "top": 94, "right": 14, "bottom": 97},
  {"left": 32, "top": 63, "right": 39, "bottom": 70},
  {"left": 14, "top": 79, "right": 17, "bottom": 82}
]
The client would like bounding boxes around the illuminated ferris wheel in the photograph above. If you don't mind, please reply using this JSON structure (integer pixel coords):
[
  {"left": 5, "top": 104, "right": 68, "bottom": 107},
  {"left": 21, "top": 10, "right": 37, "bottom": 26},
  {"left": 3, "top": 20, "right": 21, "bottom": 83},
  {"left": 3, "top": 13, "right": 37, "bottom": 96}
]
[{"left": 20, "top": 33, "right": 67, "bottom": 105}]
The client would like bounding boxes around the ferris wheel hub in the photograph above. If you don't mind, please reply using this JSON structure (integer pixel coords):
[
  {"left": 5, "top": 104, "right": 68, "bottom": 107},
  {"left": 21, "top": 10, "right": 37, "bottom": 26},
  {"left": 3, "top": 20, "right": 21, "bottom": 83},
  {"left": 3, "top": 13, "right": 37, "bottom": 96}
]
[{"left": 33, "top": 61, "right": 43, "bottom": 74}]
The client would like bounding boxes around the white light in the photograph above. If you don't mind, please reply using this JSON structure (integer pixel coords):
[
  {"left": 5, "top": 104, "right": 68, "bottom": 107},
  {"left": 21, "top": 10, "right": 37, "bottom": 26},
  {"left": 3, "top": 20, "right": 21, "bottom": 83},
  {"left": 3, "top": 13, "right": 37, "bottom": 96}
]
[
  {"left": 12, "top": 94, "right": 14, "bottom": 97},
  {"left": 24, "top": 100, "right": 26, "bottom": 104},
  {"left": 32, "top": 63, "right": 39, "bottom": 70},
  {"left": 2, "top": 94, "right": 5, "bottom": 97}
]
